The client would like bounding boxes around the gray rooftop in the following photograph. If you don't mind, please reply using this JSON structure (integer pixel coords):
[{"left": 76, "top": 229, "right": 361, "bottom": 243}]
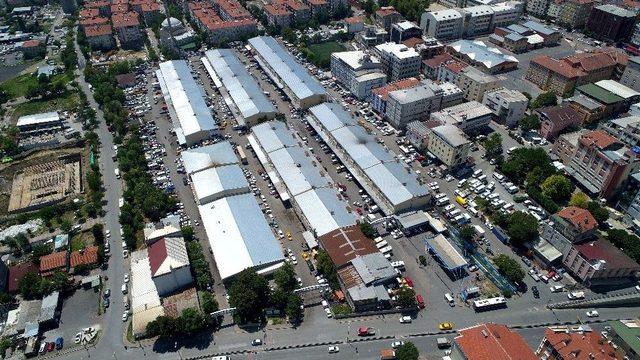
[
  {"left": 38, "top": 291, "right": 59, "bottom": 323},
  {"left": 389, "top": 80, "right": 441, "bottom": 104},
  {"left": 351, "top": 252, "right": 397, "bottom": 285},
  {"left": 204, "top": 49, "right": 276, "bottom": 120},
  {"left": 460, "top": 66, "right": 499, "bottom": 84},
  {"left": 568, "top": 94, "right": 605, "bottom": 111},
  {"left": 522, "top": 20, "right": 557, "bottom": 35},
  {"left": 181, "top": 142, "right": 239, "bottom": 175},
  {"left": 506, "top": 24, "right": 529, "bottom": 34},
  {"left": 249, "top": 36, "right": 326, "bottom": 101},
  {"left": 431, "top": 124, "right": 469, "bottom": 147},
  {"left": 595, "top": 4, "right": 635, "bottom": 17}
]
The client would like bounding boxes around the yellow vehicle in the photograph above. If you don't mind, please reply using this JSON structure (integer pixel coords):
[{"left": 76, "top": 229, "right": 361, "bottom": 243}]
[
  {"left": 302, "top": 252, "right": 310, "bottom": 261},
  {"left": 286, "top": 231, "right": 292, "bottom": 241},
  {"left": 455, "top": 196, "right": 467, "bottom": 208},
  {"left": 438, "top": 322, "right": 453, "bottom": 331}
]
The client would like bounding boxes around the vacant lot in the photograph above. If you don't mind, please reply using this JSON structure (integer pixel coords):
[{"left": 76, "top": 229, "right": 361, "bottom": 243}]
[
  {"left": 1, "top": 72, "right": 73, "bottom": 99},
  {"left": 12, "top": 91, "right": 79, "bottom": 118},
  {"left": 305, "top": 42, "right": 345, "bottom": 69}
]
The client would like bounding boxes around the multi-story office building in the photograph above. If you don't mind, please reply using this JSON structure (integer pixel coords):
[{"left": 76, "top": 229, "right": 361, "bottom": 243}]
[
  {"left": 420, "top": 9, "right": 464, "bottom": 40},
  {"left": 481, "top": 87, "right": 528, "bottom": 127},
  {"left": 557, "top": 0, "right": 595, "bottom": 29},
  {"left": 331, "top": 51, "right": 387, "bottom": 100},
  {"left": 375, "top": 42, "right": 421, "bottom": 81},
  {"left": 386, "top": 80, "right": 444, "bottom": 128},
  {"left": 586, "top": 5, "right": 636, "bottom": 42},
  {"left": 456, "top": 66, "right": 500, "bottom": 102},
  {"left": 460, "top": 5, "right": 494, "bottom": 37},
  {"left": 567, "top": 130, "right": 640, "bottom": 198},
  {"left": 621, "top": 56, "right": 640, "bottom": 92},
  {"left": 427, "top": 124, "right": 470, "bottom": 168}
]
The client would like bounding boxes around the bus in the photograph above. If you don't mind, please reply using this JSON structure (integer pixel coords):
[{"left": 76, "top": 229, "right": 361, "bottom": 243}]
[
  {"left": 236, "top": 146, "right": 248, "bottom": 165},
  {"left": 472, "top": 297, "right": 507, "bottom": 312}
]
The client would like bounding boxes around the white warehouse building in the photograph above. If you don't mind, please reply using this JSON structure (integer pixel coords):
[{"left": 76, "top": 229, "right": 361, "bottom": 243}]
[
  {"left": 307, "top": 103, "right": 430, "bottom": 215},
  {"left": 249, "top": 36, "right": 327, "bottom": 109},
  {"left": 202, "top": 49, "right": 277, "bottom": 126},
  {"left": 156, "top": 60, "right": 218, "bottom": 146},
  {"left": 251, "top": 121, "right": 357, "bottom": 237}
]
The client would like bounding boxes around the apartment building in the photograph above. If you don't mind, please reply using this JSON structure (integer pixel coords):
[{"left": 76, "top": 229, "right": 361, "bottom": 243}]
[
  {"left": 264, "top": 4, "right": 291, "bottom": 28},
  {"left": 330, "top": 51, "right": 387, "bottom": 100},
  {"left": 567, "top": 130, "right": 640, "bottom": 198},
  {"left": 370, "top": 77, "right": 421, "bottom": 115},
  {"left": 563, "top": 239, "right": 639, "bottom": 285},
  {"left": 376, "top": 6, "right": 403, "bottom": 31},
  {"left": 551, "top": 130, "right": 586, "bottom": 165},
  {"left": 538, "top": 104, "right": 582, "bottom": 140},
  {"left": 552, "top": 206, "right": 597, "bottom": 243},
  {"left": 84, "top": 24, "right": 115, "bottom": 51},
  {"left": 557, "top": 0, "right": 595, "bottom": 29},
  {"left": 526, "top": 0, "right": 549, "bottom": 17},
  {"left": 452, "top": 323, "right": 537, "bottom": 360},
  {"left": 609, "top": 319, "right": 640, "bottom": 360},
  {"left": 427, "top": 124, "right": 470, "bottom": 168},
  {"left": 526, "top": 49, "right": 628, "bottom": 96},
  {"left": 389, "top": 21, "right": 423, "bottom": 44},
  {"left": 456, "top": 66, "right": 500, "bottom": 102},
  {"left": 481, "top": 87, "right": 528, "bottom": 127},
  {"left": 436, "top": 60, "right": 467, "bottom": 83},
  {"left": 461, "top": 5, "right": 494, "bottom": 37},
  {"left": 386, "top": 80, "right": 444, "bottom": 128},
  {"left": 586, "top": 5, "right": 636, "bottom": 42},
  {"left": 112, "top": 11, "right": 143, "bottom": 49},
  {"left": 356, "top": 25, "right": 389, "bottom": 47},
  {"left": 406, "top": 121, "right": 430, "bottom": 150},
  {"left": 420, "top": 9, "right": 464, "bottom": 40},
  {"left": 440, "top": 81, "right": 464, "bottom": 108},
  {"left": 375, "top": 42, "right": 421, "bottom": 81},
  {"left": 190, "top": 1, "right": 257, "bottom": 45},
  {"left": 620, "top": 56, "right": 640, "bottom": 92},
  {"left": 536, "top": 326, "right": 617, "bottom": 360},
  {"left": 490, "top": 1, "right": 523, "bottom": 28},
  {"left": 603, "top": 116, "right": 640, "bottom": 148}
]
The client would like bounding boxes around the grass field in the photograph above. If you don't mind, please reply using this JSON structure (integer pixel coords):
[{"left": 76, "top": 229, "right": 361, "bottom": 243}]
[
  {"left": 13, "top": 91, "right": 79, "bottom": 118},
  {"left": 1, "top": 72, "right": 74, "bottom": 99},
  {"left": 305, "top": 42, "right": 346, "bottom": 69}
]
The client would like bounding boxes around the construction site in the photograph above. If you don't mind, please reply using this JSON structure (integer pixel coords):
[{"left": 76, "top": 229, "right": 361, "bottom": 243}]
[{"left": 6, "top": 152, "right": 82, "bottom": 213}]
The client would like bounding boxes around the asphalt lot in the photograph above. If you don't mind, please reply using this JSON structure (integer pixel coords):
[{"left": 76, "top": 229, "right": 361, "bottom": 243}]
[{"left": 42, "top": 288, "right": 100, "bottom": 347}]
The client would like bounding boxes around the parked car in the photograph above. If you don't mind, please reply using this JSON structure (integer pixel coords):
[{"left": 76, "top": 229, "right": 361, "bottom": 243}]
[
  {"left": 252, "top": 339, "right": 262, "bottom": 346},
  {"left": 55, "top": 337, "right": 64, "bottom": 350},
  {"left": 399, "top": 316, "right": 412, "bottom": 323},
  {"left": 586, "top": 310, "right": 599, "bottom": 317},
  {"left": 328, "top": 346, "right": 339, "bottom": 353},
  {"left": 439, "top": 322, "right": 453, "bottom": 330}
]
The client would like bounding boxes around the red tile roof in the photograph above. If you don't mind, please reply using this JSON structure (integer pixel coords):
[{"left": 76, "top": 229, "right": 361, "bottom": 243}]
[
  {"left": 112, "top": 11, "right": 140, "bottom": 28},
  {"left": 344, "top": 16, "right": 363, "bottom": 24},
  {"left": 307, "top": 0, "right": 327, "bottom": 6},
  {"left": 70, "top": 246, "right": 99, "bottom": 267},
  {"left": 85, "top": 24, "right": 113, "bottom": 37},
  {"left": 455, "top": 323, "right": 538, "bottom": 360},
  {"left": 39, "top": 251, "right": 68, "bottom": 274},
  {"left": 376, "top": 6, "right": 398, "bottom": 17},
  {"left": 79, "top": 8, "right": 100, "bottom": 19},
  {"left": 556, "top": 206, "right": 597, "bottom": 232},
  {"left": 402, "top": 37, "right": 425, "bottom": 49},
  {"left": 579, "top": 130, "right": 618, "bottom": 149},
  {"left": 148, "top": 238, "right": 168, "bottom": 276},
  {"left": 22, "top": 40, "right": 40, "bottom": 48},
  {"left": 215, "top": 0, "right": 252, "bottom": 20},
  {"left": 265, "top": 4, "right": 291, "bottom": 16},
  {"left": 542, "top": 328, "right": 617, "bottom": 360},
  {"left": 423, "top": 53, "right": 453, "bottom": 69},
  {"left": 85, "top": 0, "right": 110, "bottom": 9},
  {"left": 7, "top": 262, "right": 38, "bottom": 293},
  {"left": 318, "top": 225, "right": 379, "bottom": 268},
  {"left": 531, "top": 55, "right": 585, "bottom": 79},
  {"left": 80, "top": 16, "right": 109, "bottom": 27},
  {"left": 111, "top": 3, "right": 129, "bottom": 13},
  {"left": 537, "top": 104, "right": 582, "bottom": 127},
  {"left": 371, "top": 77, "right": 421, "bottom": 101},
  {"left": 574, "top": 240, "right": 640, "bottom": 269},
  {"left": 140, "top": 2, "right": 160, "bottom": 12},
  {"left": 445, "top": 60, "right": 468, "bottom": 74}
]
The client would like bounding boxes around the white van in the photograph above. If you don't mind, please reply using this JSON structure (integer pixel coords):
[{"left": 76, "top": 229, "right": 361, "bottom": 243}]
[
  {"left": 493, "top": 173, "right": 505, "bottom": 182},
  {"left": 472, "top": 169, "right": 482, "bottom": 178},
  {"left": 444, "top": 293, "right": 455, "bottom": 306},
  {"left": 121, "top": 284, "right": 128, "bottom": 294},
  {"left": 436, "top": 197, "right": 450, "bottom": 206},
  {"left": 507, "top": 146, "right": 517, "bottom": 155},
  {"left": 469, "top": 207, "right": 479, "bottom": 217},
  {"left": 457, "top": 179, "right": 467, "bottom": 188}
]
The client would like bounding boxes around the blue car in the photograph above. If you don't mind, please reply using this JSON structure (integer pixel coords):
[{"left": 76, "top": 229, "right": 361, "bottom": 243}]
[
  {"left": 103, "top": 298, "right": 110, "bottom": 308},
  {"left": 55, "top": 337, "right": 63, "bottom": 350}
]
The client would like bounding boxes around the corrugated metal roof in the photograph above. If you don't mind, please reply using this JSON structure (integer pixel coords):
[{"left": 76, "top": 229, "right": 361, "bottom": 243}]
[
  {"left": 269, "top": 146, "right": 330, "bottom": 196},
  {"left": 181, "top": 142, "right": 238, "bottom": 175},
  {"left": 251, "top": 120, "right": 298, "bottom": 153},
  {"left": 309, "top": 103, "right": 428, "bottom": 209},
  {"left": 595, "top": 80, "right": 640, "bottom": 99},
  {"left": 16, "top": 111, "right": 60, "bottom": 127},
  {"left": 449, "top": 40, "right": 518, "bottom": 69},
  {"left": 198, "top": 193, "right": 283, "bottom": 280},
  {"left": 248, "top": 36, "right": 326, "bottom": 102},
  {"left": 190, "top": 164, "right": 249, "bottom": 204},
  {"left": 295, "top": 188, "right": 356, "bottom": 236},
  {"left": 204, "top": 49, "right": 276, "bottom": 120},
  {"left": 130, "top": 249, "right": 162, "bottom": 314},
  {"left": 156, "top": 61, "right": 217, "bottom": 139}
]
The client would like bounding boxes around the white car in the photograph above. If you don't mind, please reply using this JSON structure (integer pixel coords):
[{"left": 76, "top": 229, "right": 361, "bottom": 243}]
[
  {"left": 391, "top": 341, "right": 405, "bottom": 349},
  {"left": 586, "top": 310, "right": 599, "bottom": 317},
  {"left": 399, "top": 316, "right": 412, "bottom": 323},
  {"left": 636, "top": 285, "right": 640, "bottom": 292},
  {"left": 124, "top": 274, "right": 129, "bottom": 283},
  {"left": 328, "top": 346, "right": 339, "bottom": 353},
  {"left": 325, "top": 308, "right": 333, "bottom": 318},
  {"left": 74, "top": 332, "right": 82, "bottom": 344},
  {"left": 122, "top": 312, "right": 128, "bottom": 322}
]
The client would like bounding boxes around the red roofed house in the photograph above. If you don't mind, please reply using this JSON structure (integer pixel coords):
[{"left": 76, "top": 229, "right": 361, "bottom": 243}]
[
  {"left": 148, "top": 237, "right": 192, "bottom": 296},
  {"left": 304, "top": 0, "right": 329, "bottom": 17},
  {"left": 375, "top": 6, "right": 402, "bottom": 31},
  {"left": 70, "top": 246, "right": 99, "bottom": 273},
  {"left": 214, "top": 0, "right": 253, "bottom": 21},
  {"left": 21, "top": 39, "right": 44, "bottom": 59},
  {"left": 343, "top": 16, "right": 364, "bottom": 34},
  {"left": 129, "top": 0, "right": 161, "bottom": 24},
  {"left": 453, "top": 323, "right": 538, "bottom": 360},
  {"left": 39, "top": 251, "right": 68, "bottom": 276},
  {"left": 79, "top": 16, "right": 110, "bottom": 29},
  {"left": 189, "top": 1, "right": 257, "bottom": 45},
  {"left": 437, "top": 59, "right": 468, "bottom": 83},
  {"left": 567, "top": 130, "right": 640, "bottom": 198},
  {"left": 552, "top": 206, "right": 597, "bottom": 242},
  {"left": 274, "top": 0, "right": 311, "bottom": 24},
  {"left": 526, "top": 49, "right": 628, "bottom": 96},
  {"left": 84, "top": 24, "right": 116, "bottom": 51},
  {"left": 85, "top": 0, "right": 112, "bottom": 17},
  {"left": 536, "top": 326, "right": 617, "bottom": 360},
  {"left": 423, "top": 52, "right": 453, "bottom": 79},
  {"left": 537, "top": 103, "right": 583, "bottom": 140},
  {"left": 563, "top": 239, "right": 640, "bottom": 285},
  {"left": 79, "top": 8, "right": 100, "bottom": 19},
  {"left": 7, "top": 262, "right": 38, "bottom": 293},
  {"left": 264, "top": 4, "right": 292, "bottom": 29},
  {"left": 112, "top": 11, "right": 144, "bottom": 49}
]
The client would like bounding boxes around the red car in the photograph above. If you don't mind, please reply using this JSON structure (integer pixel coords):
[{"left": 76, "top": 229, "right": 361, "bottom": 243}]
[
  {"left": 356, "top": 208, "right": 363, "bottom": 215},
  {"left": 46, "top": 342, "right": 55, "bottom": 352},
  {"left": 416, "top": 294, "right": 425, "bottom": 309},
  {"left": 404, "top": 277, "right": 414, "bottom": 288}
]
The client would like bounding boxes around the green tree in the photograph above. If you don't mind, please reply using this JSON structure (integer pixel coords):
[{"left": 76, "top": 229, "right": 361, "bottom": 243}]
[
  {"left": 60, "top": 219, "right": 72, "bottom": 233},
  {"left": 179, "top": 308, "right": 207, "bottom": 336},
  {"left": 228, "top": 269, "right": 270, "bottom": 323},
  {"left": 362, "top": 0, "right": 376, "bottom": 15},
  {"left": 483, "top": 133, "right": 503, "bottom": 159},
  {"left": 607, "top": 229, "right": 640, "bottom": 263},
  {"left": 31, "top": 244, "right": 52, "bottom": 264},
  {"left": 500, "top": 147, "right": 554, "bottom": 185},
  {"left": 359, "top": 222, "right": 376, "bottom": 238},
  {"left": 200, "top": 291, "right": 219, "bottom": 315},
  {"left": 493, "top": 254, "right": 525, "bottom": 283},
  {"left": 506, "top": 211, "right": 539, "bottom": 246},
  {"left": 569, "top": 191, "right": 590, "bottom": 208},
  {"left": 92, "top": 224, "right": 105, "bottom": 245},
  {"left": 0, "top": 292, "right": 14, "bottom": 305},
  {"left": 459, "top": 225, "right": 477, "bottom": 244},
  {"left": 397, "top": 287, "right": 417, "bottom": 308},
  {"left": 587, "top": 201, "right": 609, "bottom": 225},
  {"left": 396, "top": 342, "right": 419, "bottom": 360},
  {"left": 541, "top": 175, "right": 574, "bottom": 202},
  {"left": 315, "top": 249, "right": 339, "bottom": 290},
  {"left": 531, "top": 91, "right": 558, "bottom": 109},
  {"left": 146, "top": 316, "right": 178, "bottom": 337},
  {"left": 285, "top": 293, "right": 303, "bottom": 322},
  {"left": 519, "top": 114, "right": 541, "bottom": 132},
  {"left": 274, "top": 262, "right": 297, "bottom": 293},
  {"left": 19, "top": 273, "right": 41, "bottom": 299}
]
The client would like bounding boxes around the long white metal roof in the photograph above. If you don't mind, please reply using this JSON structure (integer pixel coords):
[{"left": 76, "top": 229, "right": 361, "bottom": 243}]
[
  {"left": 130, "top": 249, "right": 162, "bottom": 314},
  {"left": 252, "top": 121, "right": 356, "bottom": 236},
  {"left": 198, "top": 193, "right": 283, "bottom": 280},
  {"left": 309, "top": 103, "right": 429, "bottom": 208},
  {"left": 248, "top": 36, "right": 326, "bottom": 101},
  {"left": 181, "top": 142, "right": 238, "bottom": 175},
  {"left": 157, "top": 60, "right": 217, "bottom": 138},
  {"left": 204, "top": 49, "right": 276, "bottom": 120},
  {"left": 16, "top": 111, "right": 60, "bottom": 127},
  {"left": 190, "top": 164, "right": 249, "bottom": 204}
]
